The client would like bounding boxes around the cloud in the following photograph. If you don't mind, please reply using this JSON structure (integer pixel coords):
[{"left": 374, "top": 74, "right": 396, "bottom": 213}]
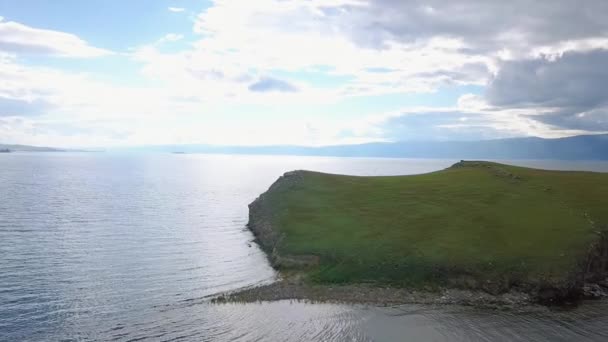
[
  {"left": 315, "top": 0, "right": 608, "bottom": 55},
  {"left": 486, "top": 49, "right": 608, "bottom": 131},
  {"left": 0, "top": 96, "right": 53, "bottom": 116},
  {"left": 357, "top": 97, "right": 597, "bottom": 142},
  {"left": 4, "top": 0, "right": 608, "bottom": 147},
  {"left": 0, "top": 52, "right": 205, "bottom": 122},
  {"left": 124, "top": 0, "right": 497, "bottom": 110},
  {"left": 0, "top": 19, "right": 110, "bottom": 57},
  {"left": 0, "top": 116, "right": 132, "bottom": 147},
  {"left": 131, "top": 44, "right": 333, "bottom": 105},
  {"left": 190, "top": 1, "right": 491, "bottom": 92},
  {"left": 340, "top": 110, "right": 499, "bottom": 141},
  {"left": 157, "top": 33, "right": 184, "bottom": 44},
  {"left": 412, "top": 62, "right": 490, "bottom": 86},
  {"left": 180, "top": 0, "right": 608, "bottom": 102},
  {"left": 248, "top": 77, "right": 298, "bottom": 92},
  {"left": 530, "top": 107, "right": 608, "bottom": 132},
  {"left": 487, "top": 49, "right": 608, "bottom": 109},
  {"left": 168, "top": 7, "right": 185, "bottom": 12}
]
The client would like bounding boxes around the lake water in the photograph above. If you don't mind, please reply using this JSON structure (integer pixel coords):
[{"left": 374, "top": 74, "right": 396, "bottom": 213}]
[{"left": 2, "top": 153, "right": 608, "bottom": 341}]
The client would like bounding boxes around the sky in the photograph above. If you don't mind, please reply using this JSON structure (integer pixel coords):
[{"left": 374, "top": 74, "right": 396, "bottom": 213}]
[{"left": 0, "top": 0, "right": 607, "bottom": 148}]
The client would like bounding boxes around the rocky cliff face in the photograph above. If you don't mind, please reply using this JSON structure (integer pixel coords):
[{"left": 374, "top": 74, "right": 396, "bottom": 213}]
[{"left": 248, "top": 171, "right": 320, "bottom": 269}]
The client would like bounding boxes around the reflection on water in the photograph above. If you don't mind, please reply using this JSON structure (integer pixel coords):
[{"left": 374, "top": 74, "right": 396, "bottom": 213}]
[
  {"left": 91, "top": 299, "right": 608, "bottom": 341},
  {"left": 364, "top": 302, "right": 608, "bottom": 341},
  {"left": 1, "top": 153, "right": 608, "bottom": 341}
]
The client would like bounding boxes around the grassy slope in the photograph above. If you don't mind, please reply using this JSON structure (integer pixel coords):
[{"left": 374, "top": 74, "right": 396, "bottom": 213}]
[{"left": 260, "top": 162, "right": 608, "bottom": 290}]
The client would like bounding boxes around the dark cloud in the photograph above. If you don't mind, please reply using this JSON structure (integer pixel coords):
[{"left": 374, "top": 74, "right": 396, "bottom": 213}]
[
  {"left": 487, "top": 49, "right": 608, "bottom": 109},
  {"left": 529, "top": 107, "right": 608, "bottom": 132},
  {"left": 485, "top": 49, "right": 608, "bottom": 131},
  {"left": 326, "top": 1, "right": 608, "bottom": 52},
  {"left": 0, "top": 96, "right": 52, "bottom": 116},
  {"left": 272, "top": 0, "right": 608, "bottom": 136},
  {"left": 248, "top": 77, "right": 297, "bottom": 92}
]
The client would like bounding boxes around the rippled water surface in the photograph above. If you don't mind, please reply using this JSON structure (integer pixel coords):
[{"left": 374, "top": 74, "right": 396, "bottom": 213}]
[{"left": 2, "top": 153, "right": 608, "bottom": 341}]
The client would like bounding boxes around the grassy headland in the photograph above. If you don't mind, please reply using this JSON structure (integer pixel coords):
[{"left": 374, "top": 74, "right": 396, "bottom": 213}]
[{"left": 246, "top": 161, "right": 608, "bottom": 303}]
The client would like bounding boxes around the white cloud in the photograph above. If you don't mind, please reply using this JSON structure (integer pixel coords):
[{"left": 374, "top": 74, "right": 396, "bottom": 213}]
[
  {"left": 157, "top": 33, "right": 184, "bottom": 44},
  {"left": 130, "top": 43, "right": 338, "bottom": 106},
  {"left": 355, "top": 95, "right": 596, "bottom": 142},
  {"left": 127, "top": 0, "right": 608, "bottom": 117},
  {"left": 3, "top": 0, "right": 608, "bottom": 148},
  {"left": 128, "top": 0, "right": 491, "bottom": 108},
  {"left": 0, "top": 20, "right": 110, "bottom": 57}
]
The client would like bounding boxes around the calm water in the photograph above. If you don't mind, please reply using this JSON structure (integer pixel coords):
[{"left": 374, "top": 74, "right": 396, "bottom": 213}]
[{"left": 2, "top": 153, "right": 608, "bottom": 341}]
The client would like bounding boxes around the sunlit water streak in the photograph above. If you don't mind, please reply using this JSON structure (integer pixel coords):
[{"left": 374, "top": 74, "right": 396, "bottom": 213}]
[{"left": 1, "top": 153, "right": 608, "bottom": 341}]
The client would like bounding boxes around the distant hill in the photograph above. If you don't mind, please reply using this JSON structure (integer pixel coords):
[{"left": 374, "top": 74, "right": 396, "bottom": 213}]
[
  {"left": 0, "top": 144, "right": 65, "bottom": 152},
  {"left": 123, "top": 134, "right": 608, "bottom": 160}
]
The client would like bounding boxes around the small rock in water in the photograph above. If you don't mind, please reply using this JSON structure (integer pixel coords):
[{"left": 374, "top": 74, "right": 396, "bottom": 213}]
[{"left": 583, "top": 283, "right": 607, "bottom": 298}]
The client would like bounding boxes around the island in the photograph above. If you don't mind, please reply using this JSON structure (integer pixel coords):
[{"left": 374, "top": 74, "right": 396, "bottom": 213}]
[
  {"left": 227, "top": 161, "right": 608, "bottom": 306},
  {"left": 0, "top": 148, "right": 10, "bottom": 153}
]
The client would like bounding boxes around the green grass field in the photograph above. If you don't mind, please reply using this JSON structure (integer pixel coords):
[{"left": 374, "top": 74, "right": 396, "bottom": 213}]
[{"left": 251, "top": 161, "right": 608, "bottom": 292}]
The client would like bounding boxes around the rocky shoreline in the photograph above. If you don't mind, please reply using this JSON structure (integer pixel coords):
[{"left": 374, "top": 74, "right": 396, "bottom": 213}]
[
  {"left": 215, "top": 278, "right": 608, "bottom": 311},
  {"left": 215, "top": 278, "right": 540, "bottom": 309}
]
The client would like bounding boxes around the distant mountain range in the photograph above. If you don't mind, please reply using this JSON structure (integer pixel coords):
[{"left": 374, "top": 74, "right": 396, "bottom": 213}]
[
  {"left": 122, "top": 134, "right": 608, "bottom": 160},
  {"left": 5, "top": 134, "right": 608, "bottom": 160},
  {"left": 0, "top": 144, "right": 65, "bottom": 152}
]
